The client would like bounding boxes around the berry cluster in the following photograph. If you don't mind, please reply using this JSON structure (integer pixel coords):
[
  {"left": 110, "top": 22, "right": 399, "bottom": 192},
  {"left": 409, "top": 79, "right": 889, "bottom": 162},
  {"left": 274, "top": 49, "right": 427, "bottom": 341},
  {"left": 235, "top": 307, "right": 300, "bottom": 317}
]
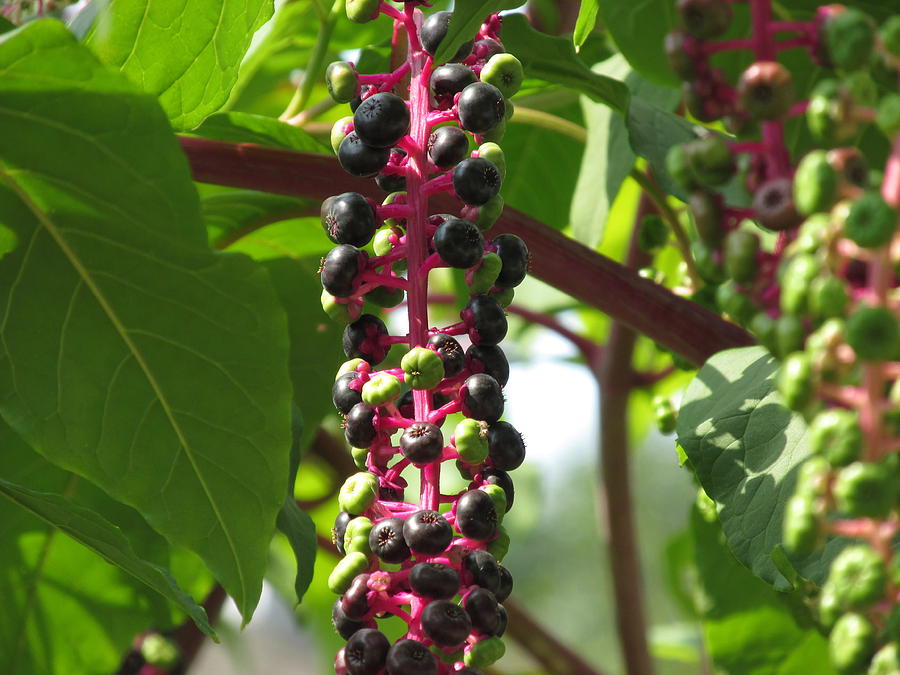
[
  {"left": 661, "top": 1, "right": 900, "bottom": 672},
  {"left": 318, "top": 4, "right": 527, "bottom": 673}
]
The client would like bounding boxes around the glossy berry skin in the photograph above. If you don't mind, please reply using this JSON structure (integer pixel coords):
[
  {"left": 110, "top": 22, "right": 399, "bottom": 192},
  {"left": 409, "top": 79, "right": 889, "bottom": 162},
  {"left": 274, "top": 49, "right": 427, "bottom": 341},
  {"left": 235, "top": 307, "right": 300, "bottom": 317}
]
[
  {"left": 737, "top": 61, "right": 794, "bottom": 120},
  {"left": 420, "top": 11, "right": 474, "bottom": 62},
  {"left": 463, "top": 588, "right": 500, "bottom": 634},
  {"left": 403, "top": 510, "right": 454, "bottom": 554},
  {"left": 322, "top": 245, "right": 366, "bottom": 298},
  {"left": 482, "top": 468, "right": 514, "bottom": 512},
  {"left": 461, "top": 373, "right": 505, "bottom": 423},
  {"left": 456, "top": 489, "right": 499, "bottom": 540},
  {"left": 400, "top": 422, "right": 444, "bottom": 465},
  {"left": 333, "top": 372, "right": 363, "bottom": 414},
  {"left": 386, "top": 640, "right": 438, "bottom": 675},
  {"left": 339, "top": 131, "right": 392, "bottom": 177},
  {"left": 430, "top": 64, "right": 477, "bottom": 100},
  {"left": 428, "top": 126, "right": 470, "bottom": 168},
  {"left": 475, "top": 38, "right": 505, "bottom": 59},
  {"left": 463, "top": 295, "right": 508, "bottom": 346},
  {"left": 421, "top": 600, "right": 473, "bottom": 646},
  {"left": 409, "top": 562, "right": 460, "bottom": 599},
  {"left": 345, "top": 628, "right": 390, "bottom": 675},
  {"left": 333, "top": 599, "right": 375, "bottom": 640},
  {"left": 345, "top": 403, "right": 378, "bottom": 448},
  {"left": 466, "top": 344, "right": 509, "bottom": 387},
  {"left": 487, "top": 421, "right": 525, "bottom": 471},
  {"left": 341, "top": 573, "right": 372, "bottom": 620},
  {"left": 463, "top": 549, "right": 501, "bottom": 593},
  {"left": 427, "top": 333, "right": 465, "bottom": 377},
  {"left": 369, "top": 517, "right": 411, "bottom": 563},
  {"left": 322, "top": 193, "right": 378, "bottom": 247},
  {"left": 492, "top": 234, "right": 528, "bottom": 287},
  {"left": 353, "top": 93, "right": 411, "bottom": 148},
  {"left": 376, "top": 169, "right": 407, "bottom": 193},
  {"left": 326, "top": 61, "right": 359, "bottom": 103},
  {"left": 458, "top": 82, "right": 506, "bottom": 134},
  {"left": 453, "top": 158, "right": 502, "bottom": 206},
  {"left": 479, "top": 53, "right": 523, "bottom": 99},
  {"left": 333, "top": 511, "right": 354, "bottom": 555},
  {"left": 343, "top": 314, "right": 390, "bottom": 364},
  {"left": 433, "top": 217, "right": 484, "bottom": 268},
  {"left": 495, "top": 566, "right": 513, "bottom": 602}
]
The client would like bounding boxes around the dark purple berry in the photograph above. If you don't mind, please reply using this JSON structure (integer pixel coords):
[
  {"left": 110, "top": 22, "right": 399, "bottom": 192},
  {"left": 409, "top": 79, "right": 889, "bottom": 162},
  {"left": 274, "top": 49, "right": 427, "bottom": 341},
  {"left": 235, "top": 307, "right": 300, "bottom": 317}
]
[
  {"left": 409, "top": 562, "right": 460, "bottom": 598},
  {"left": 353, "top": 92, "right": 411, "bottom": 148},
  {"left": 421, "top": 599, "right": 473, "bottom": 646},
  {"left": 462, "top": 295, "right": 508, "bottom": 346},
  {"left": 737, "top": 61, "right": 794, "bottom": 121},
  {"left": 463, "top": 588, "right": 500, "bottom": 634},
  {"left": 345, "top": 628, "right": 390, "bottom": 675},
  {"left": 420, "top": 11, "right": 474, "bottom": 62},
  {"left": 495, "top": 566, "right": 513, "bottom": 602},
  {"left": 369, "top": 517, "right": 411, "bottom": 564},
  {"left": 495, "top": 605, "right": 508, "bottom": 637},
  {"left": 403, "top": 510, "right": 454, "bottom": 554},
  {"left": 487, "top": 421, "right": 525, "bottom": 471},
  {"left": 433, "top": 217, "right": 484, "bottom": 268},
  {"left": 322, "top": 193, "right": 378, "bottom": 247},
  {"left": 463, "top": 549, "right": 500, "bottom": 593},
  {"left": 664, "top": 30, "right": 698, "bottom": 80},
  {"left": 427, "top": 333, "right": 465, "bottom": 377},
  {"left": 333, "top": 599, "right": 375, "bottom": 640},
  {"left": 461, "top": 373, "right": 504, "bottom": 423},
  {"left": 482, "top": 468, "right": 514, "bottom": 512},
  {"left": 376, "top": 169, "right": 407, "bottom": 193},
  {"left": 333, "top": 511, "right": 354, "bottom": 555},
  {"left": 345, "top": 402, "right": 377, "bottom": 448},
  {"left": 333, "top": 372, "right": 363, "bottom": 414},
  {"left": 456, "top": 489, "right": 498, "bottom": 540},
  {"left": 322, "top": 245, "right": 366, "bottom": 298},
  {"left": 430, "top": 64, "right": 477, "bottom": 100},
  {"left": 453, "top": 157, "right": 502, "bottom": 206},
  {"left": 341, "top": 573, "right": 372, "bottom": 620},
  {"left": 386, "top": 639, "right": 438, "bottom": 675},
  {"left": 492, "top": 233, "right": 528, "bottom": 288},
  {"left": 465, "top": 344, "right": 509, "bottom": 387},
  {"left": 458, "top": 82, "right": 505, "bottom": 134},
  {"left": 428, "top": 126, "right": 470, "bottom": 169},
  {"left": 338, "top": 131, "right": 391, "bottom": 177},
  {"left": 379, "top": 484, "right": 404, "bottom": 501},
  {"left": 475, "top": 38, "right": 504, "bottom": 59},
  {"left": 753, "top": 177, "right": 802, "bottom": 231},
  {"left": 400, "top": 422, "right": 444, "bottom": 466},
  {"left": 343, "top": 314, "right": 390, "bottom": 364},
  {"left": 677, "top": 0, "right": 732, "bottom": 39}
]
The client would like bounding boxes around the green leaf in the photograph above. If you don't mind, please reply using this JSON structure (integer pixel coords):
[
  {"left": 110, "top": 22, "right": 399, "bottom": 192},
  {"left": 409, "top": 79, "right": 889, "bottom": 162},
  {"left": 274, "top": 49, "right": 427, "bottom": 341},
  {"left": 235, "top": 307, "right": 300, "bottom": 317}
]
[
  {"left": 86, "top": 0, "right": 274, "bottom": 130},
  {"left": 501, "top": 14, "right": 629, "bottom": 112},
  {"left": 188, "top": 111, "right": 331, "bottom": 153},
  {"left": 676, "top": 347, "right": 845, "bottom": 589},
  {"left": 276, "top": 498, "right": 317, "bottom": 603},
  {"left": 0, "top": 16, "right": 15, "bottom": 34},
  {"left": 432, "top": 0, "right": 521, "bottom": 65},
  {"left": 204, "top": 190, "right": 319, "bottom": 249},
  {"left": 597, "top": 0, "right": 678, "bottom": 87},
  {"left": 572, "top": 0, "right": 599, "bottom": 51},
  {"left": 0, "top": 21, "right": 292, "bottom": 621}
]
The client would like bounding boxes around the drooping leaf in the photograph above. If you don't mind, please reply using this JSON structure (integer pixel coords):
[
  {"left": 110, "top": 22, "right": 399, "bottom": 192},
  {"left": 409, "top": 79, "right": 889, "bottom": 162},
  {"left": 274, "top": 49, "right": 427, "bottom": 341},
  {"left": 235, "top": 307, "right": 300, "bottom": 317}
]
[
  {"left": 501, "top": 14, "right": 629, "bottom": 112},
  {"left": 204, "top": 190, "right": 319, "bottom": 249},
  {"left": 86, "top": 0, "right": 274, "bottom": 129},
  {"left": 597, "top": 0, "right": 678, "bottom": 87},
  {"left": 188, "top": 111, "right": 330, "bottom": 153},
  {"left": 0, "top": 21, "right": 292, "bottom": 621},
  {"left": 432, "top": 0, "right": 522, "bottom": 65},
  {"left": 572, "top": 0, "right": 599, "bottom": 51},
  {"left": 676, "top": 347, "right": 845, "bottom": 589}
]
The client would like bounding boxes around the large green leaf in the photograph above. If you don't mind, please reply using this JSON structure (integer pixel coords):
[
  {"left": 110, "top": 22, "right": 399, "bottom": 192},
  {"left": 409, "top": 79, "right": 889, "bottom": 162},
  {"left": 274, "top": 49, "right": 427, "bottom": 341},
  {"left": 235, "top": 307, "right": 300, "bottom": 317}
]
[
  {"left": 597, "top": 0, "right": 678, "bottom": 87},
  {"left": 676, "top": 347, "right": 845, "bottom": 589},
  {"left": 0, "top": 21, "right": 292, "bottom": 621},
  {"left": 501, "top": 14, "right": 629, "bottom": 112},
  {"left": 204, "top": 190, "right": 319, "bottom": 249},
  {"left": 432, "top": 0, "right": 522, "bottom": 65},
  {"left": 188, "top": 111, "right": 330, "bottom": 153},
  {"left": 86, "top": 0, "right": 273, "bottom": 129}
]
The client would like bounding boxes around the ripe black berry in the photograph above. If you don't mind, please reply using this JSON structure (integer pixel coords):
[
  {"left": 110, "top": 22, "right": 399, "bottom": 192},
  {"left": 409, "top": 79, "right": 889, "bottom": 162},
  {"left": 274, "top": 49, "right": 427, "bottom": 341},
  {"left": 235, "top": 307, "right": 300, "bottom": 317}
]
[
  {"left": 421, "top": 599, "right": 473, "bottom": 646},
  {"left": 457, "top": 83, "right": 505, "bottom": 136},
  {"left": 333, "top": 598, "right": 374, "bottom": 640},
  {"left": 495, "top": 565, "right": 513, "bottom": 602},
  {"left": 453, "top": 158, "right": 502, "bottom": 206},
  {"left": 461, "top": 373, "right": 504, "bottom": 423},
  {"left": 345, "top": 628, "right": 390, "bottom": 675},
  {"left": 341, "top": 573, "right": 372, "bottom": 620},
  {"left": 487, "top": 421, "right": 525, "bottom": 471},
  {"left": 345, "top": 403, "right": 378, "bottom": 448},
  {"left": 369, "top": 517, "right": 411, "bottom": 563},
  {"left": 427, "top": 333, "right": 465, "bottom": 377},
  {"left": 466, "top": 344, "right": 509, "bottom": 387},
  {"left": 409, "top": 562, "right": 460, "bottom": 598},
  {"left": 464, "top": 550, "right": 501, "bottom": 593},
  {"left": 482, "top": 468, "right": 514, "bottom": 512},
  {"left": 463, "top": 295, "right": 508, "bottom": 346},
  {"left": 322, "top": 193, "right": 378, "bottom": 247},
  {"left": 339, "top": 131, "right": 392, "bottom": 177},
  {"left": 403, "top": 510, "right": 454, "bottom": 554},
  {"left": 353, "top": 92, "right": 411, "bottom": 148},
  {"left": 420, "top": 11, "right": 474, "bottom": 62},
  {"left": 322, "top": 245, "right": 366, "bottom": 298},
  {"left": 376, "top": 150, "right": 408, "bottom": 192},
  {"left": 475, "top": 38, "right": 504, "bottom": 59},
  {"left": 753, "top": 177, "right": 802, "bottom": 231},
  {"left": 463, "top": 588, "right": 500, "bottom": 634},
  {"left": 430, "top": 64, "right": 477, "bottom": 100},
  {"left": 333, "top": 511, "right": 354, "bottom": 554},
  {"left": 343, "top": 314, "right": 390, "bottom": 364},
  {"left": 492, "top": 234, "right": 528, "bottom": 288},
  {"left": 333, "top": 372, "right": 363, "bottom": 414},
  {"left": 433, "top": 217, "right": 484, "bottom": 268},
  {"left": 400, "top": 422, "right": 444, "bottom": 465},
  {"left": 456, "top": 489, "right": 498, "bottom": 540},
  {"left": 428, "top": 126, "right": 470, "bottom": 169},
  {"left": 495, "top": 605, "right": 508, "bottom": 637},
  {"left": 386, "top": 639, "right": 438, "bottom": 675}
]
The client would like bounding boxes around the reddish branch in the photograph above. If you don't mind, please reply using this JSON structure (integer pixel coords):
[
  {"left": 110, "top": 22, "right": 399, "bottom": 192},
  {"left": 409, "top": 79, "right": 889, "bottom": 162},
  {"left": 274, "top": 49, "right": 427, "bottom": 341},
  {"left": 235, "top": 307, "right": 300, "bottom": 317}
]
[{"left": 179, "top": 138, "right": 754, "bottom": 365}]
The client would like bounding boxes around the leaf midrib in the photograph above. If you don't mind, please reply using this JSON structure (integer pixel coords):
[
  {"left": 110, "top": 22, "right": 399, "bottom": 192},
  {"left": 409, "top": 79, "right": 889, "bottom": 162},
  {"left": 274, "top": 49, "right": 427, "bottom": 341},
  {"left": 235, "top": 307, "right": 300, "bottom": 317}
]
[{"left": 0, "top": 160, "right": 249, "bottom": 610}]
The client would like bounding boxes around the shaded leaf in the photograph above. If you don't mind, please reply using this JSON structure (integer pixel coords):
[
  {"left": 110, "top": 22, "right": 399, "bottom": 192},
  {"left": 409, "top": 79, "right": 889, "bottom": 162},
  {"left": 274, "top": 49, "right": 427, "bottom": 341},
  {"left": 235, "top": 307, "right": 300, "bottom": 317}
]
[
  {"left": 189, "top": 111, "right": 330, "bottom": 153},
  {"left": 432, "top": 0, "right": 522, "bottom": 65},
  {"left": 203, "top": 190, "right": 319, "bottom": 249},
  {"left": 597, "top": 0, "right": 678, "bottom": 87}
]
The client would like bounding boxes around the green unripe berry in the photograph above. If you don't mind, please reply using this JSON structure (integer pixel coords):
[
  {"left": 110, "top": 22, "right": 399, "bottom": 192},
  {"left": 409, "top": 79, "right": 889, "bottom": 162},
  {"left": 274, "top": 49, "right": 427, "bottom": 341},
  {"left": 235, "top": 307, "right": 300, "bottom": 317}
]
[
  {"left": 339, "top": 472, "right": 379, "bottom": 514},
  {"left": 490, "top": 286, "right": 514, "bottom": 307},
  {"left": 791, "top": 214, "right": 832, "bottom": 255},
  {"left": 469, "top": 253, "right": 502, "bottom": 294},
  {"left": 504, "top": 98, "right": 514, "bottom": 120},
  {"left": 878, "top": 94, "right": 900, "bottom": 137},
  {"left": 778, "top": 352, "right": 814, "bottom": 411},
  {"left": 795, "top": 456, "right": 831, "bottom": 499},
  {"left": 847, "top": 306, "right": 900, "bottom": 361},
  {"left": 351, "top": 445, "right": 368, "bottom": 471},
  {"left": 465, "top": 638, "right": 506, "bottom": 668},
  {"left": 749, "top": 312, "right": 778, "bottom": 354},
  {"left": 653, "top": 396, "right": 677, "bottom": 434},
  {"left": 843, "top": 71, "right": 877, "bottom": 107},
  {"left": 783, "top": 494, "right": 820, "bottom": 555},
  {"left": 666, "top": 144, "right": 700, "bottom": 192},
  {"left": 373, "top": 228, "right": 395, "bottom": 257},
  {"left": 346, "top": 0, "right": 379, "bottom": 23},
  {"left": 692, "top": 241, "right": 726, "bottom": 285},
  {"left": 807, "top": 80, "right": 859, "bottom": 145},
  {"left": 737, "top": 61, "right": 794, "bottom": 121},
  {"left": 480, "top": 484, "right": 507, "bottom": 521},
  {"left": 881, "top": 17, "right": 900, "bottom": 58},
  {"left": 794, "top": 151, "right": 838, "bottom": 215},
  {"left": 638, "top": 214, "right": 669, "bottom": 252},
  {"left": 344, "top": 516, "right": 374, "bottom": 556},
  {"left": 823, "top": 8, "right": 875, "bottom": 71},
  {"left": 845, "top": 192, "right": 897, "bottom": 248},
  {"left": 473, "top": 194, "right": 505, "bottom": 230},
  {"left": 337, "top": 359, "right": 365, "bottom": 379},
  {"left": 366, "top": 285, "right": 405, "bottom": 308},
  {"left": 685, "top": 134, "right": 736, "bottom": 186},
  {"left": 454, "top": 418, "right": 489, "bottom": 464},
  {"left": 775, "top": 315, "right": 805, "bottom": 359},
  {"left": 361, "top": 372, "right": 402, "bottom": 406},
  {"left": 829, "top": 613, "right": 876, "bottom": 675},
  {"left": 322, "top": 289, "right": 362, "bottom": 324},
  {"left": 825, "top": 545, "right": 887, "bottom": 610},
  {"left": 476, "top": 142, "right": 506, "bottom": 180},
  {"left": 331, "top": 117, "right": 354, "bottom": 154},
  {"left": 325, "top": 61, "right": 359, "bottom": 103},
  {"left": 809, "top": 409, "right": 861, "bottom": 467},
  {"left": 780, "top": 253, "right": 820, "bottom": 316},
  {"left": 328, "top": 551, "right": 370, "bottom": 594},
  {"left": 381, "top": 191, "right": 408, "bottom": 231},
  {"left": 868, "top": 642, "right": 900, "bottom": 675},
  {"left": 715, "top": 281, "right": 755, "bottom": 326},
  {"left": 480, "top": 53, "right": 524, "bottom": 98},
  {"left": 809, "top": 276, "right": 849, "bottom": 320},
  {"left": 724, "top": 230, "right": 759, "bottom": 283},
  {"left": 834, "top": 461, "right": 896, "bottom": 519},
  {"left": 487, "top": 525, "right": 510, "bottom": 561},
  {"left": 401, "top": 346, "right": 444, "bottom": 390},
  {"left": 140, "top": 634, "right": 180, "bottom": 668},
  {"left": 689, "top": 190, "right": 723, "bottom": 244}
]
